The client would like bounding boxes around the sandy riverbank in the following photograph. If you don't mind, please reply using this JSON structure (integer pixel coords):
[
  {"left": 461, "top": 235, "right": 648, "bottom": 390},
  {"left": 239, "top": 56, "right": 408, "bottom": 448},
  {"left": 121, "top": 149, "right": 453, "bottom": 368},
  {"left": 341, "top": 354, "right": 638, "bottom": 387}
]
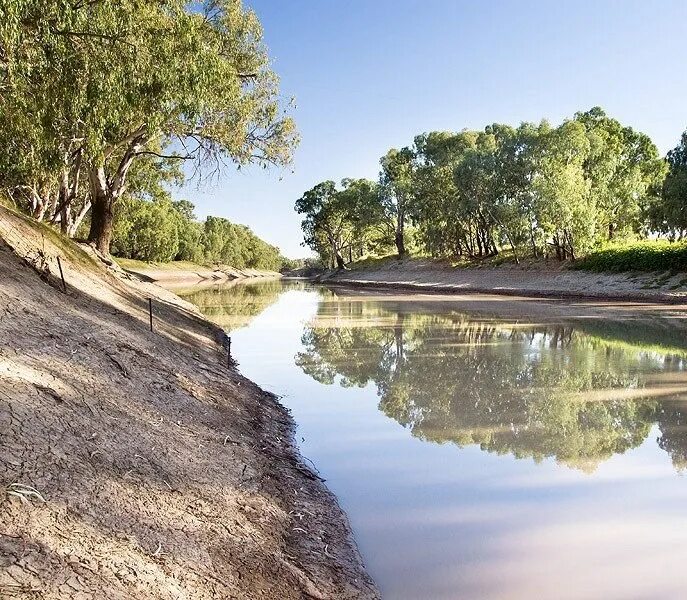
[
  {"left": 117, "top": 258, "right": 281, "bottom": 285},
  {"left": 323, "top": 258, "right": 687, "bottom": 303},
  {"left": 0, "top": 206, "right": 378, "bottom": 599}
]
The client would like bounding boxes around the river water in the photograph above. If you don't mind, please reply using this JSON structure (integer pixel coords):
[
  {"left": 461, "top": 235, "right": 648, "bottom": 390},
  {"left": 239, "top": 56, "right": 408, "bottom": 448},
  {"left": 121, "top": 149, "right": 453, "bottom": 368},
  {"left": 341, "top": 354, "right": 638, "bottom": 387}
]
[{"left": 177, "top": 279, "right": 687, "bottom": 599}]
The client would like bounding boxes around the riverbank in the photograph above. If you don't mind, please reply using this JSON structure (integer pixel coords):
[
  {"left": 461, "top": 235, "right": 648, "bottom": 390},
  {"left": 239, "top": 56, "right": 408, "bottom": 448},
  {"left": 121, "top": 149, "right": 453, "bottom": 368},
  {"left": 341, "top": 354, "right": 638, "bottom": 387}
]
[
  {"left": 116, "top": 257, "right": 281, "bottom": 285},
  {"left": 322, "top": 258, "right": 687, "bottom": 303},
  {"left": 0, "top": 206, "right": 378, "bottom": 599}
]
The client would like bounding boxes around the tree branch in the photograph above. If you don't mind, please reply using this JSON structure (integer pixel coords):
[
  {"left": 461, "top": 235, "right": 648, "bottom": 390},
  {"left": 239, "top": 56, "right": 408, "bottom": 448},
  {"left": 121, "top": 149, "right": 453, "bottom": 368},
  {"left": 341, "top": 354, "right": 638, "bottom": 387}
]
[{"left": 133, "top": 150, "right": 193, "bottom": 160}]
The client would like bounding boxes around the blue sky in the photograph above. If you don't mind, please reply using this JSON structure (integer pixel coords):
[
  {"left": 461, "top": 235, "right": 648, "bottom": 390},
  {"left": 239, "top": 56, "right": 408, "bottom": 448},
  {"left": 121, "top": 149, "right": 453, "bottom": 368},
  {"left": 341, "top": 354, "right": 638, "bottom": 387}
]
[{"left": 179, "top": 0, "right": 687, "bottom": 258}]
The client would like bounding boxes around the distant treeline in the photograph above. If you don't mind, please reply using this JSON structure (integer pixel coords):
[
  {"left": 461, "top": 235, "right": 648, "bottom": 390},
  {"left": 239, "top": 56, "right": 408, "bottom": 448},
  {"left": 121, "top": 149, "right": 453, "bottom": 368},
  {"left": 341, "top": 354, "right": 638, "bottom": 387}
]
[
  {"left": 111, "top": 197, "right": 290, "bottom": 271},
  {"left": 296, "top": 108, "right": 687, "bottom": 268}
]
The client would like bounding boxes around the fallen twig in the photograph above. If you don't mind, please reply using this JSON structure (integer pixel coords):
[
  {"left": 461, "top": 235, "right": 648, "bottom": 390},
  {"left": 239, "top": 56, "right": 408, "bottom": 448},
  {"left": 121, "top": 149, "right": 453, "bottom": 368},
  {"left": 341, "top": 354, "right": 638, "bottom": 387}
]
[{"left": 6, "top": 483, "right": 46, "bottom": 505}]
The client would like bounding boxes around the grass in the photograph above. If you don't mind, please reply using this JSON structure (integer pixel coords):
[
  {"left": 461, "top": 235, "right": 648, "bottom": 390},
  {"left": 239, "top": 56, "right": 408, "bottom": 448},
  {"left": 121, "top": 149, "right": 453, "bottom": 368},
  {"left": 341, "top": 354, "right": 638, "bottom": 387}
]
[
  {"left": 573, "top": 240, "right": 687, "bottom": 273},
  {"left": 344, "top": 253, "right": 401, "bottom": 271},
  {"left": 1, "top": 203, "right": 98, "bottom": 272}
]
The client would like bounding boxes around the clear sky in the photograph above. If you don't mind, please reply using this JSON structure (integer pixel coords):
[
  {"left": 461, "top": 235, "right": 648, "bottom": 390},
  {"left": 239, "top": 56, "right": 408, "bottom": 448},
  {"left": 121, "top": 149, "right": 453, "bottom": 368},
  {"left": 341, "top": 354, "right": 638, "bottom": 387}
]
[{"left": 178, "top": 0, "right": 687, "bottom": 258}]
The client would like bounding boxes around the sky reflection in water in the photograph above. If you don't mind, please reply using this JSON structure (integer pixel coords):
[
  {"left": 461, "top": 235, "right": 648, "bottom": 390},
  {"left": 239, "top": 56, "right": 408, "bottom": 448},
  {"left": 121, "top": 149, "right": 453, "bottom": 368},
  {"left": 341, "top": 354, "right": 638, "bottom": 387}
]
[{"left": 178, "top": 280, "right": 687, "bottom": 600}]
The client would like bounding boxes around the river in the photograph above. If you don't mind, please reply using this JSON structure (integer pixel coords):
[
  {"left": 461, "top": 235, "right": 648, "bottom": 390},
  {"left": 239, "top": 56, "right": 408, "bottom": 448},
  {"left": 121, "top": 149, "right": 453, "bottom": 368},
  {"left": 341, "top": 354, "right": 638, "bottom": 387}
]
[{"left": 176, "top": 279, "right": 687, "bottom": 599}]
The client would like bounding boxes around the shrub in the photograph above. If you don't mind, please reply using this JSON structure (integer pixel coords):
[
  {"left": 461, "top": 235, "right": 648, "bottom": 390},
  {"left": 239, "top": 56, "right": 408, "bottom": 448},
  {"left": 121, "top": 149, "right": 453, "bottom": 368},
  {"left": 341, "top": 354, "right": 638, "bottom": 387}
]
[{"left": 573, "top": 240, "right": 687, "bottom": 272}]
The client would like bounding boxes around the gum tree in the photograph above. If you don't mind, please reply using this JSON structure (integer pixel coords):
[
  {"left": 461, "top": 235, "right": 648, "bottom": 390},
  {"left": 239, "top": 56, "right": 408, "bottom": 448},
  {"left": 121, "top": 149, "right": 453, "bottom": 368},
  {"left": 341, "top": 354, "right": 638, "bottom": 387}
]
[
  {"left": 380, "top": 147, "right": 415, "bottom": 257},
  {"left": 649, "top": 130, "right": 687, "bottom": 239},
  {"left": 1, "top": 0, "right": 297, "bottom": 253}
]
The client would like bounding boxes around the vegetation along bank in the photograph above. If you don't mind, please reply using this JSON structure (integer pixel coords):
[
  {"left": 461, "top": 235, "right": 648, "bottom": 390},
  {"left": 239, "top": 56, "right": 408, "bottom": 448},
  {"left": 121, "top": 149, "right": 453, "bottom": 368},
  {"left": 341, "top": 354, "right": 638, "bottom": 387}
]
[{"left": 296, "top": 109, "right": 687, "bottom": 273}]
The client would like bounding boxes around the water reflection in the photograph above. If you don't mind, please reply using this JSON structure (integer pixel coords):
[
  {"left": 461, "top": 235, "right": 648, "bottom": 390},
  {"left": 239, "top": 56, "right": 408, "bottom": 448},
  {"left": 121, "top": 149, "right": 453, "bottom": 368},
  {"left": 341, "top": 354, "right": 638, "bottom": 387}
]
[
  {"left": 175, "top": 278, "right": 293, "bottom": 331},
  {"left": 296, "top": 297, "right": 687, "bottom": 472},
  {"left": 177, "top": 280, "right": 687, "bottom": 599}
]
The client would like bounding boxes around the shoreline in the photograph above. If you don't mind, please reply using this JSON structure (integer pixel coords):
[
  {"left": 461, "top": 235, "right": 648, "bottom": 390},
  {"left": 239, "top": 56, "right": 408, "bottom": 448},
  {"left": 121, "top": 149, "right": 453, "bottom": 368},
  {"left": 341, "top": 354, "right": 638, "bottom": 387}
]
[
  {"left": 322, "top": 259, "right": 687, "bottom": 305},
  {"left": 323, "top": 277, "right": 687, "bottom": 305},
  {"left": 0, "top": 207, "right": 379, "bottom": 599},
  {"left": 117, "top": 258, "right": 282, "bottom": 285}
]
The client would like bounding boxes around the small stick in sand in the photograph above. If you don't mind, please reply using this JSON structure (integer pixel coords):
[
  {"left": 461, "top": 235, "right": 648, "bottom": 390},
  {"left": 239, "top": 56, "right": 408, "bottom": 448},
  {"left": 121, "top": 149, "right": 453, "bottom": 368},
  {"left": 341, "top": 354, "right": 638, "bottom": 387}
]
[{"left": 56, "top": 256, "right": 66, "bottom": 292}]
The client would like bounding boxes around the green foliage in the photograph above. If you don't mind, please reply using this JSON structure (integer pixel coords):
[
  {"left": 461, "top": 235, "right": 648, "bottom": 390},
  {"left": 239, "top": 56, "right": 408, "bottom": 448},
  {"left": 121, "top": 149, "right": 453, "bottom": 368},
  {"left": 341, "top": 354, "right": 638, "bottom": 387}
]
[
  {"left": 200, "top": 215, "right": 284, "bottom": 270},
  {"left": 647, "top": 130, "right": 687, "bottom": 239},
  {"left": 294, "top": 296, "right": 687, "bottom": 470},
  {"left": 296, "top": 108, "right": 673, "bottom": 268},
  {"left": 0, "top": 0, "right": 298, "bottom": 252},
  {"left": 111, "top": 196, "right": 287, "bottom": 269},
  {"left": 573, "top": 240, "right": 687, "bottom": 272},
  {"left": 295, "top": 179, "right": 387, "bottom": 268},
  {"left": 380, "top": 147, "right": 415, "bottom": 256},
  {"left": 112, "top": 198, "right": 182, "bottom": 262}
]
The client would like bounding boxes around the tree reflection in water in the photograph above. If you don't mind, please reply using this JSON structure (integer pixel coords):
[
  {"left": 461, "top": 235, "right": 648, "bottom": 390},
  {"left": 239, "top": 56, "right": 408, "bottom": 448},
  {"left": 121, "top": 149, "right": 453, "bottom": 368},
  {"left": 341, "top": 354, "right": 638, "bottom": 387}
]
[
  {"left": 177, "top": 279, "right": 297, "bottom": 331},
  {"left": 295, "top": 298, "right": 687, "bottom": 472}
]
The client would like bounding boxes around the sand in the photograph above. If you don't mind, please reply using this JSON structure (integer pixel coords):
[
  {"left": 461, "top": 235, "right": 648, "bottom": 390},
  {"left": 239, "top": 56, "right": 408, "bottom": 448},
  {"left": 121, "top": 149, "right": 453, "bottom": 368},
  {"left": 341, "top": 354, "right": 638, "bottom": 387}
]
[{"left": 0, "top": 206, "right": 378, "bottom": 599}]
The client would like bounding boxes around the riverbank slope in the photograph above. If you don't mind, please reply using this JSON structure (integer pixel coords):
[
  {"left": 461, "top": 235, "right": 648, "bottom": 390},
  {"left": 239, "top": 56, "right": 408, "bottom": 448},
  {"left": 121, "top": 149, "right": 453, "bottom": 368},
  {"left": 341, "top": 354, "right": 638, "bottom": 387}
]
[
  {"left": 0, "top": 206, "right": 378, "bottom": 599},
  {"left": 116, "top": 257, "right": 281, "bottom": 285},
  {"left": 323, "top": 258, "right": 687, "bottom": 303}
]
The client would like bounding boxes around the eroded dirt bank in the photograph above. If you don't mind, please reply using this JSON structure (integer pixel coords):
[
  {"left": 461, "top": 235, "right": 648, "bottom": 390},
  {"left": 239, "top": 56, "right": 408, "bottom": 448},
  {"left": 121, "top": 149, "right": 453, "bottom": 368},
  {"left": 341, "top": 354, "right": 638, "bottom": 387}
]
[
  {"left": 120, "top": 261, "right": 281, "bottom": 286},
  {"left": 0, "top": 207, "right": 378, "bottom": 599},
  {"left": 323, "top": 258, "right": 687, "bottom": 303}
]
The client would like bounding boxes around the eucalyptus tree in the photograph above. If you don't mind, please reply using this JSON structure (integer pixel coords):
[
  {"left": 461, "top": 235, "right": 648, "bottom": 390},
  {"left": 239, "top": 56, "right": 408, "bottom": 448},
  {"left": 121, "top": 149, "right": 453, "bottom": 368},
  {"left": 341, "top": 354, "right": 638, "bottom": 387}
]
[
  {"left": 412, "top": 130, "right": 478, "bottom": 256},
  {"left": 574, "top": 107, "right": 666, "bottom": 240},
  {"left": 380, "top": 147, "right": 415, "bottom": 257},
  {"left": 291, "top": 108, "right": 672, "bottom": 265},
  {"left": 0, "top": 0, "right": 95, "bottom": 228},
  {"left": 533, "top": 120, "right": 593, "bottom": 260},
  {"left": 295, "top": 181, "right": 351, "bottom": 269},
  {"left": 295, "top": 179, "right": 386, "bottom": 268},
  {"left": 649, "top": 130, "right": 687, "bottom": 239},
  {"left": 488, "top": 123, "right": 544, "bottom": 261},
  {"left": 1, "top": 0, "right": 297, "bottom": 253},
  {"left": 337, "top": 178, "right": 386, "bottom": 260},
  {"left": 452, "top": 132, "right": 500, "bottom": 257}
]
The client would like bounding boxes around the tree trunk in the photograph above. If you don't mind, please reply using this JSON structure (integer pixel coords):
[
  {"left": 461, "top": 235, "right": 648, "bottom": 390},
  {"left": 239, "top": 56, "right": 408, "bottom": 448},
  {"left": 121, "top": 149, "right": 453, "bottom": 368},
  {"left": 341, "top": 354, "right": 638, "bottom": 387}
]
[
  {"left": 88, "top": 193, "right": 114, "bottom": 255},
  {"left": 507, "top": 236, "right": 519, "bottom": 264},
  {"left": 87, "top": 166, "right": 114, "bottom": 255},
  {"left": 529, "top": 225, "right": 538, "bottom": 259},
  {"left": 58, "top": 169, "right": 72, "bottom": 235},
  {"left": 330, "top": 237, "right": 346, "bottom": 270},
  {"left": 68, "top": 199, "right": 92, "bottom": 238},
  {"left": 395, "top": 229, "right": 406, "bottom": 258},
  {"left": 564, "top": 229, "right": 576, "bottom": 260},
  {"left": 553, "top": 234, "right": 563, "bottom": 261},
  {"left": 86, "top": 132, "right": 148, "bottom": 254},
  {"left": 29, "top": 185, "right": 51, "bottom": 221}
]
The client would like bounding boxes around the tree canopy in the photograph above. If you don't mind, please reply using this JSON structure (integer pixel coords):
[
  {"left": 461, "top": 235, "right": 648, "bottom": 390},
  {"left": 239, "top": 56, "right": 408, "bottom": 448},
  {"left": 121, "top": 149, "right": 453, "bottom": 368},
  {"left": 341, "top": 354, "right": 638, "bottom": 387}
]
[
  {"left": 111, "top": 197, "right": 288, "bottom": 270},
  {"left": 296, "top": 108, "right": 676, "bottom": 266},
  {"left": 1, "top": 0, "right": 297, "bottom": 253},
  {"left": 649, "top": 131, "right": 687, "bottom": 239},
  {"left": 295, "top": 296, "right": 687, "bottom": 471}
]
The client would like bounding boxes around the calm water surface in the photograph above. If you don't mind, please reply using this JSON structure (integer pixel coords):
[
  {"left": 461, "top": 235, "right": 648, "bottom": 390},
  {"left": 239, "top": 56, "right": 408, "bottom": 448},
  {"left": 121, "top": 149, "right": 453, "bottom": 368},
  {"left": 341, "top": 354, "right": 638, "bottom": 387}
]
[{"left": 178, "top": 279, "right": 687, "bottom": 599}]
